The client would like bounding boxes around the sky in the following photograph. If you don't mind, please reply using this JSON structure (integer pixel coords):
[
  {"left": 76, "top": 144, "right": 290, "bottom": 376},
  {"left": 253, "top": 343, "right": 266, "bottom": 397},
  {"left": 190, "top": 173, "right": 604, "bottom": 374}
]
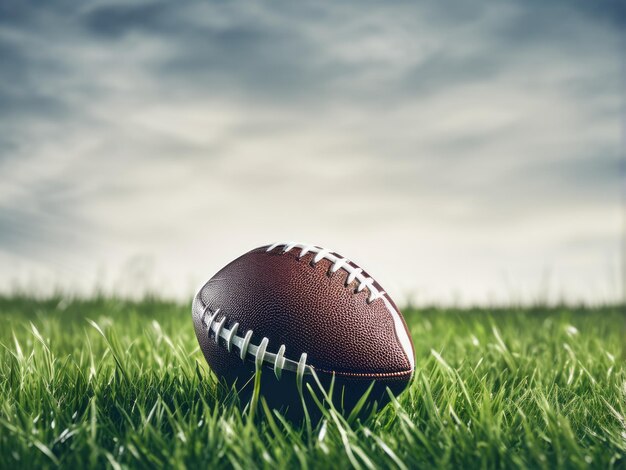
[{"left": 0, "top": 0, "right": 624, "bottom": 305}]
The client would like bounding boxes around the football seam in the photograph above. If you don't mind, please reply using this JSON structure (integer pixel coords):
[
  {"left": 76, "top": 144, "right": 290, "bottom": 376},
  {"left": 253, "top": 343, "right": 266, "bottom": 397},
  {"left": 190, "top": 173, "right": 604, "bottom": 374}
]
[
  {"left": 312, "top": 367, "right": 414, "bottom": 379},
  {"left": 265, "top": 242, "right": 386, "bottom": 304},
  {"left": 199, "top": 301, "right": 412, "bottom": 382},
  {"left": 199, "top": 302, "right": 312, "bottom": 386}
]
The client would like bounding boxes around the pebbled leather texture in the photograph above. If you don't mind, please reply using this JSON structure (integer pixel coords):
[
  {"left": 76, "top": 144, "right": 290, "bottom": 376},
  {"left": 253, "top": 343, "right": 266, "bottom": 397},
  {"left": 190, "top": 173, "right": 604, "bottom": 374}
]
[{"left": 192, "top": 244, "right": 415, "bottom": 417}]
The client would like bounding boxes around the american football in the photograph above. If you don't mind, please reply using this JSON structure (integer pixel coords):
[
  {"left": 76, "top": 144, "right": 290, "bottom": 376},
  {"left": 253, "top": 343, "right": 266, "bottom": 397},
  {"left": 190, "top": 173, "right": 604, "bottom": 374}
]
[{"left": 192, "top": 242, "right": 415, "bottom": 415}]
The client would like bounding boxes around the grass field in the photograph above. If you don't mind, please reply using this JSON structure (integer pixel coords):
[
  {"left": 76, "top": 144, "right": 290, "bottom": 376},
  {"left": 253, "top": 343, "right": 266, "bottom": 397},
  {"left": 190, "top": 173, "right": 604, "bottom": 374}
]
[{"left": 0, "top": 295, "right": 624, "bottom": 469}]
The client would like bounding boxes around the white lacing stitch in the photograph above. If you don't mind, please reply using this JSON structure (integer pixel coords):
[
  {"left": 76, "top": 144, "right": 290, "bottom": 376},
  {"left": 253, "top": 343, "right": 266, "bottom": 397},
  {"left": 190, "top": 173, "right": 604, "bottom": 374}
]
[
  {"left": 266, "top": 242, "right": 386, "bottom": 303},
  {"left": 200, "top": 303, "right": 313, "bottom": 384}
]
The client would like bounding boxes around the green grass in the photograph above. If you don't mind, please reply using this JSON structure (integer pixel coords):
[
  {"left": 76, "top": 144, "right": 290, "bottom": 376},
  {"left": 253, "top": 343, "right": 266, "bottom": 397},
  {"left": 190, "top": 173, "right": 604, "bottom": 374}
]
[{"left": 0, "top": 295, "right": 624, "bottom": 469}]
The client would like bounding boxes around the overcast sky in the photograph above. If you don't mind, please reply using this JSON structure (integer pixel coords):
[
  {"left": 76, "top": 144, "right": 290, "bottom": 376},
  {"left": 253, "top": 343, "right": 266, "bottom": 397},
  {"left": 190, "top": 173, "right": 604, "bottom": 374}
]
[{"left": 0, "top": 1, "right": 623, "bottom": 305}]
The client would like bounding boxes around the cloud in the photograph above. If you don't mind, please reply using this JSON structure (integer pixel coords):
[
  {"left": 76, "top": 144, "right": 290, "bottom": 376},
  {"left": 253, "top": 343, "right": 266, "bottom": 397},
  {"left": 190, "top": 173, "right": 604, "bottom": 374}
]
[
  {"left": 82, "top": 2, "right": 173, "bottom": 37},
  {"left": 0, "top": 0, "right": 622, "bottom": 303}
]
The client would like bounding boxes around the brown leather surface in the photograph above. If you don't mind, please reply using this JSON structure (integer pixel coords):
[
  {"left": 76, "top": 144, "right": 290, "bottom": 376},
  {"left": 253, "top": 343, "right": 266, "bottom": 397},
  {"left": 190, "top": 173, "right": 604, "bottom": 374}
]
[{"left": 192, "top": 244, "right": 414, "bottom": 415}]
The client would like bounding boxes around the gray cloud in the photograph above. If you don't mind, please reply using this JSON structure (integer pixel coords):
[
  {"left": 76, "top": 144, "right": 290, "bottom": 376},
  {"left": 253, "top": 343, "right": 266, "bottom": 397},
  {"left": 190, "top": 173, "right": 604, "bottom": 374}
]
[
  {"left": 82, "top": 2, "right": 173, "bottom": 37},
  {"left": 0, "top": 0, "right": 622, "bottom": 303}
]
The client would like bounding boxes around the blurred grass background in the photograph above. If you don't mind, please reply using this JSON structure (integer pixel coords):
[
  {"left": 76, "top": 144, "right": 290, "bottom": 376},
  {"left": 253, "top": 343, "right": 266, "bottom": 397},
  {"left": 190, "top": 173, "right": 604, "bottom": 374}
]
[{"left": 0, "top": 296, "right": 624, "bottom": 469}]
